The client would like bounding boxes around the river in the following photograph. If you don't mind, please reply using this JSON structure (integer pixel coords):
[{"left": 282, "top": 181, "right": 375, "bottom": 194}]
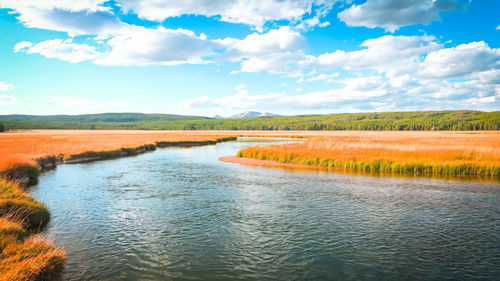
[{"left": 31, "top": 138, "right": 500, "bottom": 281}]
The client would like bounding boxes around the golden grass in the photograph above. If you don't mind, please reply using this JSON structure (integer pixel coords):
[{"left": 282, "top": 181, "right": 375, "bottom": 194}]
[
  {"left": 0, "top": 130, "right": 245, "bottom": 171},
  {"left": 0, "top": 235, "right": 65, "bottom": 281},
  {"left": 0, "top": 179, "right": 64, "bottom": 281},
  {"left": 237, "top": 131, "right": 500, "bottom": 177}
]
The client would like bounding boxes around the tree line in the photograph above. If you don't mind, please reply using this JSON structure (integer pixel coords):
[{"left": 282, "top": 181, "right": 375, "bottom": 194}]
[{"left": 1, "top": 110, "right": 498, "bottom": 131}]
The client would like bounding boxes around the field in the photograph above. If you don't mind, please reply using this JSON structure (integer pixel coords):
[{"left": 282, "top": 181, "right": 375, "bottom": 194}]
[
  {"left": 2, "top": 130, "right": 499, "bottom": 178},
  {"left": 236, "top": 131, "right": 500, "bottom": 178},
  {"left": 0, "top": 130, "right": 244, "bottom": 172}
]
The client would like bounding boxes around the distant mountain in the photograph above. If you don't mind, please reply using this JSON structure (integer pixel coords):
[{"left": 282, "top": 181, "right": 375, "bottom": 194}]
[
  {"left": 212, "top": 115, "right": 224, "bottom": 119},
  {"left": 0, "top": 113, "right": 208, "bottom": 123},
  {"left": 228, "top": 111, "right": 281, "bottom": 119}
]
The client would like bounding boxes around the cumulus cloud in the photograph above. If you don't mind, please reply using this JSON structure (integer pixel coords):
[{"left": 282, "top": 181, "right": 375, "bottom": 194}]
[
  {"left": 338, "top": 0, "right": 459, "bottom": 32},
  {"left": 420, "top": 41, "right": 500, "bottom": 78},
  {"left": 216, "top": 27, "right": 306, "bottom": 72},
  {"left": 14, "top": 27, "right": 215, "bottom": 66},
  {"left": 118, "top": 0, "right": 334, "bottom": 30},
  {"left": 0, "top": 0, "right": 121, "bottom": 37},
  {"left": 0, "top": 0, "right": 108, "bottom": 13},
  {"left": 306, "top": 36, "right": 500, "bottom": 84},
  {"left": 0, "top": 82, "right": 14, "bottom": 92},
  {"left": 309, "top": 35, "right": 442, "bottom": 77},
  {"left": 93, "top": 27, "right": 214, "bottom": 66},
  {"left": 17, "top": 39, "right": 101, "bottom": 63}
]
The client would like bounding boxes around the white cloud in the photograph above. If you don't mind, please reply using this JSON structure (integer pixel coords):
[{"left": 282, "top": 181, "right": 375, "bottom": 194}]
[
  {"left": 295, "top": 15, "right": 330, "bottom": 30},
  {"left": 180, "top": 75, "right": 390, "bottom": 111},
  {"left": 420, "top": 41, "right": 500, "bottom": 78},
  {"left": 301, "top": 73, "right": 339, "bottom": 83},
  {"left": 218, "top": 27, "right": 305, "bottom": 58},
  {"left": 0, "top": 95, "right": 19, "bottom": 106},
  {"left": 310, "top": 35, "right": 441, "bottom": 78},
  {"left": 338, "top": 0, "right": 459, "bottom": 32},
  {"left": 0, "top": 1, "right": 121, "bottom": 37},
  {"left": 0, "top": 0, "right": 108, "bottom": 13},
  {"left": 217, "top": 27, "right": 306, "bottom": 73},
  {"left": 476, "top": 69, "right": 500, "bottom": 84},
  {"left": 118, "top": 0, "right": 334, "bottom": 31},
  {"left": 308, "top": 37, "right": 500, "bottom": 86},
  {"left": 93, "top": 27, "right": 214, "bottom": 66},
  {"left": 235, "top": 84, "right": 247, "bottom": 91},
  {"left": 13, "top": 41, "right": 33, "bottom": 52},
  {"left": 0, "top": 82, "right": 14, "bottom": 92},
  {"left": 181, "top": 74, "right": 500, "bottom": 113},
  {"left": 15, "top": 27, "right": 215, "bottom": 66},
  {"left": 17, "top": 39, "right": 100, "bottom": 63}
]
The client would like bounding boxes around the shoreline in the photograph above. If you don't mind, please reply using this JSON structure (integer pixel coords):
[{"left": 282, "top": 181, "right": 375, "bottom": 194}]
[
  {"left": 36, "top": 137, "right": 238, "bottom": 171},
  {"left": 219, "top": 156, "right": 500, "bottom": 182}
]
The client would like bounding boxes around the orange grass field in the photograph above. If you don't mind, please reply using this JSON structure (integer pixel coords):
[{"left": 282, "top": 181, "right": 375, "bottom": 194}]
[
  {"left": 1, "top": 130, "right": 499, "bottom": 178},
  {"left": 236, "top": 131, "right": 500, "bottom": 177},
  {"left": 0, "top": 130, "right": 242, "bottom": 171}
]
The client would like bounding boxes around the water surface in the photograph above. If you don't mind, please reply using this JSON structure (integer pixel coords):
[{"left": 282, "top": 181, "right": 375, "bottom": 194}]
[{"left": 32, "top": 138, "right": 500, "bottom": 281}]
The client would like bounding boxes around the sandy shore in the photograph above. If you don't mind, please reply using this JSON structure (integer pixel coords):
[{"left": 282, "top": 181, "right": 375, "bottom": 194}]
[{"left": 218, "top": 156, "right": 322, "bottom": 170}]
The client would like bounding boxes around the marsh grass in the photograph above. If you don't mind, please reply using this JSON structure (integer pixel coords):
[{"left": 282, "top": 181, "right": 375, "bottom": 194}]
[{"left": 237, "top": 132, "right": 500, "bottom": 177}]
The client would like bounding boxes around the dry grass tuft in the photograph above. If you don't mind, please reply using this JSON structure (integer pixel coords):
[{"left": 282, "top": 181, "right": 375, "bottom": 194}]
[
  {"left": 0, "top": 179, "right": 63, "bottom": 281},
  {"left": 0, "top": 235, "right": 65, "bottom": 281}
]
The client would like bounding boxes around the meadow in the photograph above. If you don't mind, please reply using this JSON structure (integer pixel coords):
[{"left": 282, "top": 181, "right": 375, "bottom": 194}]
[{"left": 236, "top": 131, "right": 500, "bottom": 178}]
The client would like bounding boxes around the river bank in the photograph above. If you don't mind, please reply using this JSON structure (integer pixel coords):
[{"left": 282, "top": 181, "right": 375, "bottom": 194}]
[{"left": 234, "top": 131, "right": 500, "bottom": 178}]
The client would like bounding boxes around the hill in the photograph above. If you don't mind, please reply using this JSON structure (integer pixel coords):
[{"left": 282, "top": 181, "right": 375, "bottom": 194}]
[
  {"left": 0, "top": 110, "right": 498, "bottom": 131},
  {"left": 0, "top": 112, "right": 207, "bottom": 123}
]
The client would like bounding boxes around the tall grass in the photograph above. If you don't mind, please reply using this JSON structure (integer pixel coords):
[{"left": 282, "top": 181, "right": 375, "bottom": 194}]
[
  {"left": 237, "top": 131, "right": 500, "bottom": 177},
  {"left": 0, "top": 178, "right": 65, "bottom": 280},
  {"left": 0, "top": 130, "right": 244, "bottom": 171}
]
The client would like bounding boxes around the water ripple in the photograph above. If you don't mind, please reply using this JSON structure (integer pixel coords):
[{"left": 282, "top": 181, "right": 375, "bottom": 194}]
[{"left": 31, "top": 140, "right": 500, "bottom": 281}]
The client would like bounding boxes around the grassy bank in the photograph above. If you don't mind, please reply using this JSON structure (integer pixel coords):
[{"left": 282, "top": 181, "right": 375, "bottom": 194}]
[
  {"left": 0, "top": 177, "right": 65, "bottom": 281},
  {"left": 237, "top": 131, "right": 500, "bottom": 178}
]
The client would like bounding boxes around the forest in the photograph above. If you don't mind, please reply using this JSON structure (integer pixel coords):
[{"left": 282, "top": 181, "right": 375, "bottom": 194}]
[{"left": 1, "top": 110, "right": 498, "bottom": 131}]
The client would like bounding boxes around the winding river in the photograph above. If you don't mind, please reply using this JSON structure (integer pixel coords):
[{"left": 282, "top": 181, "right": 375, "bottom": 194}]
[{"left": 31, "top": 138, "right": 500, "bottom": 281}]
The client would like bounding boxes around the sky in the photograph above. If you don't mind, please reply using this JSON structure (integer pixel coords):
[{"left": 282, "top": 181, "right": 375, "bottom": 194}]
[{"left": 0, "top": 0, "right": 499, "bottom": 117}]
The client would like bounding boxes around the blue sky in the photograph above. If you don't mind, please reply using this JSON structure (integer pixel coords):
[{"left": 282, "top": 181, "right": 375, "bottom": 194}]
[{"left": 0, "top": 0, "right": 498, "bottom": 116}]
